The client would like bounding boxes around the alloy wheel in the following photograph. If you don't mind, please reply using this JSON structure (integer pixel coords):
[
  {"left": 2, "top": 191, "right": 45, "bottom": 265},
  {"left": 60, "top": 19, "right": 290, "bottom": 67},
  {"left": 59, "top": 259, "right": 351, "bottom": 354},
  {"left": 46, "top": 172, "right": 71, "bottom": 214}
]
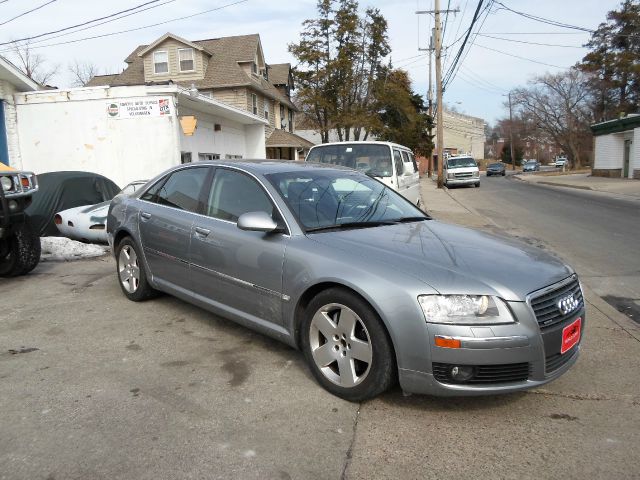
[
  {"left": 309, "top": 303, "right": 373, "bottom": 388},
  {"left": 118, "top": 245, "right": 140, "bottom": 293}
]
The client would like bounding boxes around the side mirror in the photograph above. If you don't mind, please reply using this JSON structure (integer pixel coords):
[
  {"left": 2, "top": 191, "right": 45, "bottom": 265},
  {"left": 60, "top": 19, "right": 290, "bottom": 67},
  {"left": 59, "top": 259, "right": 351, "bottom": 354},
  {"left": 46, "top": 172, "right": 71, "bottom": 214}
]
[{"left": 237, "top": 211, "right": 279, "bottom": 233}]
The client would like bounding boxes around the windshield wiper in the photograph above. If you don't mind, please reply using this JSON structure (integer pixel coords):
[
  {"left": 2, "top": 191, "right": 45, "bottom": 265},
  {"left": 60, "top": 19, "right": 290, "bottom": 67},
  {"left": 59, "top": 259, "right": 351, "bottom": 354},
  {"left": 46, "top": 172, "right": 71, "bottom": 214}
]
[
  {"left": 306, "top": 221, "right": 396, "bottom": 233},
  {"left": 391, "top": 216, "right": 430, "bottom": 223}
]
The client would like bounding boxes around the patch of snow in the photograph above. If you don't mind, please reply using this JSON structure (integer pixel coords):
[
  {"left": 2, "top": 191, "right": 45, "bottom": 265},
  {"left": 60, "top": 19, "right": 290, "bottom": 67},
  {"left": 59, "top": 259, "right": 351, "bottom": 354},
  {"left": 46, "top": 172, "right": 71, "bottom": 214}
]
[{"left": 40, "top": 237, "right": 109, "bottom": 261}]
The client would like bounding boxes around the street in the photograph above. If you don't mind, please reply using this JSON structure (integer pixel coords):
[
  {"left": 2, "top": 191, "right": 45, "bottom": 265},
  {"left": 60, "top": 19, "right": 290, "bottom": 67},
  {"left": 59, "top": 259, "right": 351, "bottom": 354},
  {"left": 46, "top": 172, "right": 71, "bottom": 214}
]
[
  {"left": 448, "top": 174, "right": 640, "bottom": 322},
  {"left": 1, "top": 176, "right": 639, "bottom": 479}
]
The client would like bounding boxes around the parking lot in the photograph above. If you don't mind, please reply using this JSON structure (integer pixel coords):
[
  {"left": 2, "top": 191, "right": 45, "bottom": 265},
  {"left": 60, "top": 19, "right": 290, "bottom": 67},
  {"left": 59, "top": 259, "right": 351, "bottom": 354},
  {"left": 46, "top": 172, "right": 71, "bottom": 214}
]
[{"left": 2, "top": 180, "right": 640, "bottom": 479}]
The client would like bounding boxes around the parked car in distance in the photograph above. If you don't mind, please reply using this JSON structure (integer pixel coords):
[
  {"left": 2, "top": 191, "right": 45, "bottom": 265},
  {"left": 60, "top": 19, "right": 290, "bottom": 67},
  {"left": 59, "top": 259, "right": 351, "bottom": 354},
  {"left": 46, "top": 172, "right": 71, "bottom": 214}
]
[
  {"left": 55, "top": 180, "right": 147, "bottom": 243},
  {"left": 523, "top": 160, "right": 541, "bottom": 172},
  {"left": 486, "top": 162, "right": 506, "bottom": 177},
  {"left": 555, "top": 157, "right": 568, "bottom": 168},
  {"left": 305, "top": 141, "right": 421, "bottom": 206},
  {"left": 108, "top": 160, "right": 584, "bottom": 402},
  {"left": 444, "top": 155, "right": 480, "bottom": 188}
]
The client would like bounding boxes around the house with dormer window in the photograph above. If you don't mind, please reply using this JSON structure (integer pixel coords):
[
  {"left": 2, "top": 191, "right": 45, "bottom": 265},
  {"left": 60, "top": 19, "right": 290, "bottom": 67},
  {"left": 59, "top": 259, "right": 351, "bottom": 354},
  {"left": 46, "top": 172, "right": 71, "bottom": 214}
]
[{"left": 87, "top": 33, "right": 314, "bottom": 161}]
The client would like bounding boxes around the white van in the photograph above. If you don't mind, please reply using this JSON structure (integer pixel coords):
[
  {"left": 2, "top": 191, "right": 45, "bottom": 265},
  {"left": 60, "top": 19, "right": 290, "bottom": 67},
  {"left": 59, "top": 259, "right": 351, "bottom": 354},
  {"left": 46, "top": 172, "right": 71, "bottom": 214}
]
[
  {"left": 305, "top": 141, "right": 421, "bottom": 206},
  {"left": 443, "top": 155, "right": 480, "bottom": 188}
]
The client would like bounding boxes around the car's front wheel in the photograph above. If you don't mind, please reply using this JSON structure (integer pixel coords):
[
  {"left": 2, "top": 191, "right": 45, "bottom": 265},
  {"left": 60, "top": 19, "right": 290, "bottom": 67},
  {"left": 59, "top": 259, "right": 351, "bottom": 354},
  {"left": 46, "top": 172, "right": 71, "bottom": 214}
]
[
  {"left": 301, "top": 288, "right": 396, "bottom": 402},
  {"left": 116, "top": 237, "right": 156, "bottom": 301}
]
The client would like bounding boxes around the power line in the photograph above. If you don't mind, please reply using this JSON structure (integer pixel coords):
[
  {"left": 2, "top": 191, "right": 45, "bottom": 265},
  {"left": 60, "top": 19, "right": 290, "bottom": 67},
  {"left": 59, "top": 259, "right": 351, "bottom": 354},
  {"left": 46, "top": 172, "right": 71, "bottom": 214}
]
[
  {"left": 15, "top": 0, "right": 176, "bottom": 49},
  {"left": 474, "top": 43, "right": 567, "bottom": 69},
  {"left": 493, "top": 1, "right": 594, "bottom": 33},
  {"left": 0, "top": 0, "right": 250, "bottom": 53},
  {"left": 477, "top": 34, "right": 586, "bottom": 48},
  {"left": 0, "top": 0, "right": 163, "bottom": 47},
  {"left": 446, "top": 0, "right": 493, "bottom": 89},
  {"left": 441, "top": 0, "right": 484, "bottom": 89},
  {"left": 457, "top": 67, "right": 506, "bottom": 94},
  {"left": 0, "top": 0, "right": 56, "bottom": 27},
  {"left": 482, "top": 31, "right": 588, "bottom": 35},
  {"left": 459, "top": 65, "right": 506, "bottom": 92}
]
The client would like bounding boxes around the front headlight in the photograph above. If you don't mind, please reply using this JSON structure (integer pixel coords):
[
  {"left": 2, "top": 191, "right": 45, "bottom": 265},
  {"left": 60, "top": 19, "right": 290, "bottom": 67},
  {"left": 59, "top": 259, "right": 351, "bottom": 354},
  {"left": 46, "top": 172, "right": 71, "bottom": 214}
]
[
  {"left": 0, "top": 176, "right": 13, "bottom": 192},
  {"left": 418, "top": 295, "right": 515, "bottom": 325},
  {"left": 473, "top": 171, "right": 480, "bottom": 177},
  {"left": 447, "top": 172, "right": 455, "bottom": 179}
]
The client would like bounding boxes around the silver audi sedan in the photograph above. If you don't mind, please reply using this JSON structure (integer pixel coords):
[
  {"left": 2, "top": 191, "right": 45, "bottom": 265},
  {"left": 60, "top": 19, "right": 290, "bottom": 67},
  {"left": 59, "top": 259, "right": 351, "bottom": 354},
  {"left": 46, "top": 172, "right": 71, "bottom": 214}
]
[{"left": 107, "top": 161, "right": 584, "bottom": 401}]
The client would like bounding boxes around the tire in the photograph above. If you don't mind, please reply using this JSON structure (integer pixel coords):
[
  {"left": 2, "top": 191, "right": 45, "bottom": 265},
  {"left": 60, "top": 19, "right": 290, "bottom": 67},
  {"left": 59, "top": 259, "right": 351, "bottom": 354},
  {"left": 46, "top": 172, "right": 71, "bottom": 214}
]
[
  {"left": 0, "top": 217, "right": 41, "bottom": 277},
  {"left": 115, "top": 237, "right": 157, "bottom": 301},
  {"left": 475, "top": 182, "right": 480, "bottom": 188},
  {"left": 502, "top": 171, "right": 505, "bottom": 176},
  {"left": 301, "top": 288, "right": 396, "bottom": 402}
]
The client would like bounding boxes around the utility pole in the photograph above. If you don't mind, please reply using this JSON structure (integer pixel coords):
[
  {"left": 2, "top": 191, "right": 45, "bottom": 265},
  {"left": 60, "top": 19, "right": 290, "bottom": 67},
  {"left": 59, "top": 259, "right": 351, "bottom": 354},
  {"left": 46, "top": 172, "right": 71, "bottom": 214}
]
[
  {"left": 419, "top": 30, "right": 434, "bottom": 178},
  {"left": 508, "top": 91, "right": 515, "bottom": 171},
  {"left": 417, "top": 2, "right": 458, "bottom": 188}
]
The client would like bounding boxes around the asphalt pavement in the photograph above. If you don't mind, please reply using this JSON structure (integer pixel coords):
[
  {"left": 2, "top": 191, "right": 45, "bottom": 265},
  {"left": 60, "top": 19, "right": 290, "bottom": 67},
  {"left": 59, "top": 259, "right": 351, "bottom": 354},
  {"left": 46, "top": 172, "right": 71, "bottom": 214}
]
[{"left": 1, "top": 178, "right": 639, "bottom": 479}]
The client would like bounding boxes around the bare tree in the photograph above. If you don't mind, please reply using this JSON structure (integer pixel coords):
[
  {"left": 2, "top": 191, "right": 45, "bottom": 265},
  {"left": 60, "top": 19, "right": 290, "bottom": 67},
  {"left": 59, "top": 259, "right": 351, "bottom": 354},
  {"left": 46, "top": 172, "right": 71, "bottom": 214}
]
[
  {"left": 9, "top": 41, "right": 59, "bottom": 85},
  {"left": 69, "top": 59, "right": 99, "bottom": 87},
  {"left": 512, "top": 69, "right": 593, "bottom": 167}
]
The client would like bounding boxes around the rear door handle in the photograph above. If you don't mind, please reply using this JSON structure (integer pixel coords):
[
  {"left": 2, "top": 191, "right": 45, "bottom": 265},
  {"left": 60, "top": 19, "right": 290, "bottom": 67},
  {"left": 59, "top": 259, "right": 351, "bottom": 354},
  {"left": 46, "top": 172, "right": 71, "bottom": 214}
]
[
  {"left": 194, "top": 226, "right": 210, "bottom": 237},
  {"left": 140, "top": 212, "right": 151, "bottom": 220}
]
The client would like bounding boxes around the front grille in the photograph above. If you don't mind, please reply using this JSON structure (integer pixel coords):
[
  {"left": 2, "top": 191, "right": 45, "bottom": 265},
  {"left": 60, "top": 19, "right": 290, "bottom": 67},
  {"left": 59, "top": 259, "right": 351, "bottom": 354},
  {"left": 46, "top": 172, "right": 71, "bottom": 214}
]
[
  {"left": 529, "top": 276, "right": 583, "bottom": 330},
  {"left": 454, "top": 172, "right": 473, "bottom": 178},
  {"left": 432, "top": 362, "right": 530, "bottom": 384},
  {"left": 545, "top": 348, "right": 578, "bottom": 373}
]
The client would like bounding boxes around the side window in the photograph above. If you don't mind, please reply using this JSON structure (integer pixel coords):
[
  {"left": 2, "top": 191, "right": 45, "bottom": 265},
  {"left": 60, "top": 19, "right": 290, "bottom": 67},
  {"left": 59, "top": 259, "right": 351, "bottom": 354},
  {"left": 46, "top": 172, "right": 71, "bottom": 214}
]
[
  {"left": 393, "top": 149, "right": 404, "bottom": 176},
  {"left": 152, "top": 167, "right": 208, "bottom": 213},
  {"left": 206, "top": 169, "right": 274, "bottom": 222},
  {"left": 409, "top": 152, "right": 418, "bottom": 173},
  {"left": 140, "top": 178, "right": 166, "bottom": 202}
]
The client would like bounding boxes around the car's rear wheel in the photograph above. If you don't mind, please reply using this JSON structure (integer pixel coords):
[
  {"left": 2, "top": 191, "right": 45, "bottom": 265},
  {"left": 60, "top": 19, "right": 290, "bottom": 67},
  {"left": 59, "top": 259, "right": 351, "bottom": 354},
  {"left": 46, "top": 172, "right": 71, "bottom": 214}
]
[
  {"left": 301, "top": 288, "right": 396, "bottom": 402},
  {"left": 502, "top": 171, "right": 505, "bottom": 176},
  {"left": 116, "top": 237, "right": 156, "bottom": 301}
]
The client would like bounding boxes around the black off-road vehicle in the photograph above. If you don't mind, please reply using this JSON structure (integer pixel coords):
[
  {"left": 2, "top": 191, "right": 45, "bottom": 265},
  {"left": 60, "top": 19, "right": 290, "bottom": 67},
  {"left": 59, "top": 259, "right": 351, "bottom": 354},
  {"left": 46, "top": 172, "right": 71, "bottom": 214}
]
[{"left": 0, "top": 169, "right": 40, "bottom": 277}]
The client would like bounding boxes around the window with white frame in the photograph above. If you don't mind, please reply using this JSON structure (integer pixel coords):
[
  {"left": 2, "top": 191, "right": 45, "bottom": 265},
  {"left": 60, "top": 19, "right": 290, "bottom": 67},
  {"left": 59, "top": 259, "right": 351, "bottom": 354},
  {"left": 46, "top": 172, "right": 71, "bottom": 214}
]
[
  {"left": 154, "top": 51, "right": 169, "bottom": 74},
  {"left": 251, "top": 94, "right": 258, "bottom": 115},
  {"left": 264, "top": 98, "right": 270, "bottom": 120},
  {"left": 288, "top": 110, "right": 294, "bottom": 133},
  {"left": 178, "top": 48, "right": 194, "bottom": 72},
  {"left": 225, "top": 154, "right": 243, "bottom": 159},
  {"left": 199, "top": 153, "right": 220, "bottom": 161}
]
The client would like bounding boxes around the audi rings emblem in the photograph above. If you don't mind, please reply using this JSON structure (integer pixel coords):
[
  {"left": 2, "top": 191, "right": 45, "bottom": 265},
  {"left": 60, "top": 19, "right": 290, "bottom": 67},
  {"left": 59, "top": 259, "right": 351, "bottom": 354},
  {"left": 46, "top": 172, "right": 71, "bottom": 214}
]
[{"left": 557, "top": 294, "right": 579, "bottom": 315}]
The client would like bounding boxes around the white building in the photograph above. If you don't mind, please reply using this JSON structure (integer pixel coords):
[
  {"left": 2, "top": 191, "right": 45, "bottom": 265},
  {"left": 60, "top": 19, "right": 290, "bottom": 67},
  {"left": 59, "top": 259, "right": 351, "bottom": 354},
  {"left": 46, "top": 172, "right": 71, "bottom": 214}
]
[
  {"left": 13, "top": 84, "right": 267, "bottom": 187},
  {"left": 591, "top": 115, "right": 640, "bottom": 179},
  {"left": 0, "top": 56, "right": 40, "bottom": 168},
  {"left": 442, "top": 109, "right": 486, "bottom": 159}
]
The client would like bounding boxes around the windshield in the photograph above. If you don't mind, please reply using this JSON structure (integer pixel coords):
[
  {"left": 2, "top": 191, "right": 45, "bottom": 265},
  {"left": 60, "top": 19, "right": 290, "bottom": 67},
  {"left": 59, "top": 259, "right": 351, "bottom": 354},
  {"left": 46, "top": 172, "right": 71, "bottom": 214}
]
[
  {"left": 447, "top": 157, "right": 477, "bottom": 169},
  {"left": 120, "top": 181, "right": 146, "bottom": 195},
  {"left": 266, "top": 170, "right": 428, "bottom": 231},
  {"left": 306, "top": 144, "right": 393, "bottom": 178},
  {"left": 488, "top": 163, "right": 502, "bottom": 168},
  {"left": 525, "top": 161, "right": 537, "bottom": 165}
]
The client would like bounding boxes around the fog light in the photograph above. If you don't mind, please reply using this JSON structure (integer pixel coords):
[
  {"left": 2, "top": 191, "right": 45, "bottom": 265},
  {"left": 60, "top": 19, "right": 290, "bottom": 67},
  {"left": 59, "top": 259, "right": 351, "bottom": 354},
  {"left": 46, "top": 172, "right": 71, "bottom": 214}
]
[
  {"left": 450, "top": 365, "right": 475, "bottom": 381},
  {"left": 8, "top": 200, "right": 18, "bottom": 211}
]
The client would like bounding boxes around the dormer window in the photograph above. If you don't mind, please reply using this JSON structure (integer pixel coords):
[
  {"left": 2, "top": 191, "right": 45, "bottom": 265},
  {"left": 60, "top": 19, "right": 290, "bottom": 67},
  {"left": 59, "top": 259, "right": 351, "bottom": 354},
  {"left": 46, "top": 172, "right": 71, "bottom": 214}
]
[
  {"left": 154, "top": 51, "right": 169, "bottom": 74},
  {"left": 252, "top": 62, "right": 258, "bottom": 75},
  {"left": 178, "top": 48, "right": 194, "bottom": 72}
]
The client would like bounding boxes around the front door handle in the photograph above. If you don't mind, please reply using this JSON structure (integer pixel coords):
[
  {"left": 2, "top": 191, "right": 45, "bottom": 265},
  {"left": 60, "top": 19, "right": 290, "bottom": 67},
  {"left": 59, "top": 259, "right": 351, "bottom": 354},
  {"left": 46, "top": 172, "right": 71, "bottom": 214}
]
[
  {"left": 140, "top": 212, "right": 151, "bottom": 220},
  {"left": 194, "top": 226, "right": 211, "bottom": 237}
]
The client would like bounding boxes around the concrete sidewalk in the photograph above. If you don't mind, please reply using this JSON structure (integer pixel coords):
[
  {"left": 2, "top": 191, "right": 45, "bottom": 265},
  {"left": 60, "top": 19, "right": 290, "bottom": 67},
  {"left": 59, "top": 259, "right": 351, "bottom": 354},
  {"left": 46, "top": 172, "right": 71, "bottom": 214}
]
[
  {"left": 419, "top": 175, "right": 493, "bottom": 229},
  {"left": 514, "top": 172, "right": 640, "bottom": 199}
]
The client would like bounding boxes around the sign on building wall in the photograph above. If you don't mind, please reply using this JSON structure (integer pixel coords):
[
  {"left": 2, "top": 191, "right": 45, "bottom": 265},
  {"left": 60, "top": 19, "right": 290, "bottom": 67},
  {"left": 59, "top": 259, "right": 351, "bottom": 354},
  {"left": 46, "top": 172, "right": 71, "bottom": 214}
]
[{"left": 106, "top": 97, "right": 173, "bottom": 119}]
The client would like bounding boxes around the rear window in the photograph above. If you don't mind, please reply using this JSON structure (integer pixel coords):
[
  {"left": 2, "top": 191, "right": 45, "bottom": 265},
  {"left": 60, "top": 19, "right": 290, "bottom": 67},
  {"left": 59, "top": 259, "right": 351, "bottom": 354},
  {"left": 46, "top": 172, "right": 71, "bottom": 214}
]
[{"left": 306, "top": 144, "right": 393, "bottom": 177}]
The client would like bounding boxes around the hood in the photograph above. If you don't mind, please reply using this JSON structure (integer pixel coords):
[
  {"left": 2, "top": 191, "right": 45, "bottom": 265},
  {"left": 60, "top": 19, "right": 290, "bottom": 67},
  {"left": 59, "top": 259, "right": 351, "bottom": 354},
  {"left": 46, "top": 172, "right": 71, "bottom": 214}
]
[{"left": 309, "top": 220, "right": 572, "bottom": 301}]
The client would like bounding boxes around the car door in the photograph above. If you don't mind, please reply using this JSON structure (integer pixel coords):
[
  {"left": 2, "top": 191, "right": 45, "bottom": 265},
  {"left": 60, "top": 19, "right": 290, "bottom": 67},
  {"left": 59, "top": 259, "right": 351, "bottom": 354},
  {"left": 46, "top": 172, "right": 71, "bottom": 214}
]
[
  {"left": 138, "top": 166, "right": 211, "bottom": 291},
  {"left": 400, "top": 150, "right": 420, "bottom": 204},
  {"left": 189, "top": 167, "right": 289, "bottom": 326}
]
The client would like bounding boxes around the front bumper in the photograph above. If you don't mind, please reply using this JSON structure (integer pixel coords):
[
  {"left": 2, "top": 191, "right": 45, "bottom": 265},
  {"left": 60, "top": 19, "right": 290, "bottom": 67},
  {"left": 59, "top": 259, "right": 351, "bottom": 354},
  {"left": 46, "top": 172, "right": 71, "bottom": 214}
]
[
  {"left": 398, "top": 300, "right": 585, "bottom": 396},
  {"left": 446, "top": 177, "right": 479, "bottom": 185}
]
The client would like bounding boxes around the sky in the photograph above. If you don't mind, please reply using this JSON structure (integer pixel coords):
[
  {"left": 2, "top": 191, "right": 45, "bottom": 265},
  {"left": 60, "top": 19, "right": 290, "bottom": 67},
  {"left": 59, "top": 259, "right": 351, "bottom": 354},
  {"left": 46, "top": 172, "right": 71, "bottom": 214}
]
[{"left": 0, "top": 0, "right": 622, "bottom": 124}]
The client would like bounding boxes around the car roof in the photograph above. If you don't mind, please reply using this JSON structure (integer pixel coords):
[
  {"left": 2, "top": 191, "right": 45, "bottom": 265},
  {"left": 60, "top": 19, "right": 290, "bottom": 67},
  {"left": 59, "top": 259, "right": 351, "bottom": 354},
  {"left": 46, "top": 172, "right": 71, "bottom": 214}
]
[
  {"left": 184, "top": 159, "right": 354, "bottom": 175},
  {"left": 309, "top": 140, "right": 411, "bottom": 150}
]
